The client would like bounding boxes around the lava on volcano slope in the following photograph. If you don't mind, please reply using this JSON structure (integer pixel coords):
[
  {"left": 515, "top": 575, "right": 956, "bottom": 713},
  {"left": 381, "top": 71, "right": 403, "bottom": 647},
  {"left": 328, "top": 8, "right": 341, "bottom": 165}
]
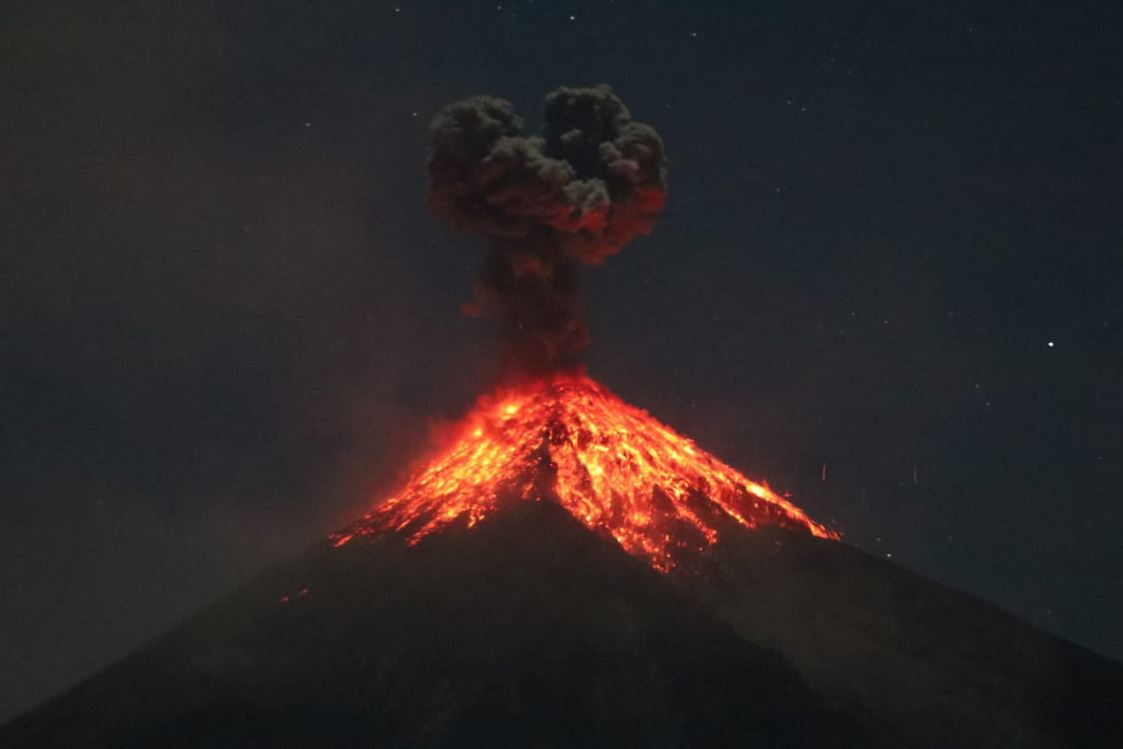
[{"left": 331, "top": 373, "right": 837, "bottom": 571}]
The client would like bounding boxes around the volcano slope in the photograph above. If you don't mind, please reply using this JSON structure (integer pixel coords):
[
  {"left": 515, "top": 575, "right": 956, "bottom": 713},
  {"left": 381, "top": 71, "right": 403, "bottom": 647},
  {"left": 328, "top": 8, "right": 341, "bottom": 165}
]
[
  {"left": 4, "top": 497, "right": 1121, "bottom": 749},
  {"left": 678, "top": 519, "right": 1123, "bottom": 748},
  {"left": 0, "top": 500, "right": 861, "bottom": 749}
]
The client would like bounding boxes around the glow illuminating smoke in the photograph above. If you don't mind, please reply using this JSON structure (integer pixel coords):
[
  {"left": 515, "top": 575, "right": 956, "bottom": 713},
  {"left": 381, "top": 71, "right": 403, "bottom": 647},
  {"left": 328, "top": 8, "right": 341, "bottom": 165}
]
[{"left": 426, "top": 84, "right": 667, "bottom": 377}]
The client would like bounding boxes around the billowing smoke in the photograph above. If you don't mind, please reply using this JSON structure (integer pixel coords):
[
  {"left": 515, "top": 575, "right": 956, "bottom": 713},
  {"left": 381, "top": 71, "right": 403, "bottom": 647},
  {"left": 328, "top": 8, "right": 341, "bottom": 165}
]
[{"left": 427, "top": 84, "right": 667, "bottom": 377}]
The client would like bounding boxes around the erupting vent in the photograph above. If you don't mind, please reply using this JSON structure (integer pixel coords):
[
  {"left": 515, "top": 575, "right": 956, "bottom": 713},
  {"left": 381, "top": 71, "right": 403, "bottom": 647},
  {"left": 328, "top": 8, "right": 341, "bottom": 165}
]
[{"left": 331, "top": 373, "right": 837, "bottom": 571}]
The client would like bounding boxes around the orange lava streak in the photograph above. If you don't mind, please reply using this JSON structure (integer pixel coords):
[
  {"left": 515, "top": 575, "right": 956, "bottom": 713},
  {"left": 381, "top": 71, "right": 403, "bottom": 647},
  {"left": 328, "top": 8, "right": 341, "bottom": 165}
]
[{"left": 331, "top": 373, "right": 837, "bottom": 571}]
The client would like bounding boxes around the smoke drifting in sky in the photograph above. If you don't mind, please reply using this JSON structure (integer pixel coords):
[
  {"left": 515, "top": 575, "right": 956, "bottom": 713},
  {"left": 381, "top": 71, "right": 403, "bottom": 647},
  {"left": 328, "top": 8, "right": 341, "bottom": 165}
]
[{"left": 426, "top": 85, "right": 667, "bottom": 377}]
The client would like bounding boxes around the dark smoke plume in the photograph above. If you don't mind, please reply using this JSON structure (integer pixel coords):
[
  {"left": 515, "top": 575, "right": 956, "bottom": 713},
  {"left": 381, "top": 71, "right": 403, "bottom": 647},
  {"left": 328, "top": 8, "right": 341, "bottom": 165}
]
[{"left": 427, "top": 84, "right": 667, "bottom": 377}]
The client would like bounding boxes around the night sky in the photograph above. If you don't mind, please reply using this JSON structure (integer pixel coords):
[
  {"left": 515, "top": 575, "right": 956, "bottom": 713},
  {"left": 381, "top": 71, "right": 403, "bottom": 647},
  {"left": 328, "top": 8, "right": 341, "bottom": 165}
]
[{"left": 3, "top": 0, "right": 1121, "bottom": 722}]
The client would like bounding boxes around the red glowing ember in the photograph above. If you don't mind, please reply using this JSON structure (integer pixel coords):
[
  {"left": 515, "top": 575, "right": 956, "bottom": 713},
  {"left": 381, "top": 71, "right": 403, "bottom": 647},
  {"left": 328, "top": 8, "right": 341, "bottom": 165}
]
[{"left": 331, "top": 373, "right": 836, "bottom": 571}]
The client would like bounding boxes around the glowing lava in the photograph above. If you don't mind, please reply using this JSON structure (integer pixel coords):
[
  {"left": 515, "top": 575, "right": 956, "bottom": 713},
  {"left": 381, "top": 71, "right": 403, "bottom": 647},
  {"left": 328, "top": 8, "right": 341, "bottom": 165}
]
[{"left": 331, "top": 373, "right": 837, "bottom": 571}]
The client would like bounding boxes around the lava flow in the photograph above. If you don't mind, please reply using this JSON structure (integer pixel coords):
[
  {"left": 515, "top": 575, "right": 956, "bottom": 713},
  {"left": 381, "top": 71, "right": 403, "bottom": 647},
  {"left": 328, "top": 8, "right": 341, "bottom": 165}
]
[{"left": 331, "top": 373, "right": 837, "bottom": 572}]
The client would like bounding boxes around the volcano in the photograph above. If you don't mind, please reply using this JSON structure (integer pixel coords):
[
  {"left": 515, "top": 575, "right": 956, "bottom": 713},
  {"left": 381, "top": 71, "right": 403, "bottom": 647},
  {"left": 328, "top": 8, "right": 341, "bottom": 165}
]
[
  {"left": 4, "top": 374, "right": 1121, "bottom": 748},
  {"left": 6, "top": 85, "right": 1121, "bottom": 747}
]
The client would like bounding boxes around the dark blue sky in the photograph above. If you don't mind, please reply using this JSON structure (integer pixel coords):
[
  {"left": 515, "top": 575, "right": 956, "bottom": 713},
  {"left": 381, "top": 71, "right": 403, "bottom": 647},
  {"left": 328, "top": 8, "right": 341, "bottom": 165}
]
[{"left": 2, "top": 0, "right": 1121, "bottom": 721}]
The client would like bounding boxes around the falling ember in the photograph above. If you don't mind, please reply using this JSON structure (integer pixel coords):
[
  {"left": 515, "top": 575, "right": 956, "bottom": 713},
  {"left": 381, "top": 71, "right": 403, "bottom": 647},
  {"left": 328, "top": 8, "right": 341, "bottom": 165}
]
[{"left": 331, "top": 373, "right": 837, "bottom": 571}]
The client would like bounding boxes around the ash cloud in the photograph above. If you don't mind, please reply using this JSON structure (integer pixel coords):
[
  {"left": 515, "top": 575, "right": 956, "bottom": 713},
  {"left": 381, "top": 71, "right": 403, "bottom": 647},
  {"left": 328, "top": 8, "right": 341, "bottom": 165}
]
[{"left": 427, "top": 85, "right": 667, "bottom": 377}]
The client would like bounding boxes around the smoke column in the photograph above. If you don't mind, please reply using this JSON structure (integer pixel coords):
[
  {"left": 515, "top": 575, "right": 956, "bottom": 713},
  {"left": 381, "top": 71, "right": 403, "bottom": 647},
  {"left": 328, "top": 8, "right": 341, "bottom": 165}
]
[{"left": 426, "top": 85, "right": 667, "bottom": 378}]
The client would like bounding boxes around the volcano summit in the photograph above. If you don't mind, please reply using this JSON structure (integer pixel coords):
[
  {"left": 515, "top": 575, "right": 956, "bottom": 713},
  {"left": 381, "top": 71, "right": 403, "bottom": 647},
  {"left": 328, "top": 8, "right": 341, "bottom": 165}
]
[{"left": 331, "top": 372, "right": 835, "bottom": 572}]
